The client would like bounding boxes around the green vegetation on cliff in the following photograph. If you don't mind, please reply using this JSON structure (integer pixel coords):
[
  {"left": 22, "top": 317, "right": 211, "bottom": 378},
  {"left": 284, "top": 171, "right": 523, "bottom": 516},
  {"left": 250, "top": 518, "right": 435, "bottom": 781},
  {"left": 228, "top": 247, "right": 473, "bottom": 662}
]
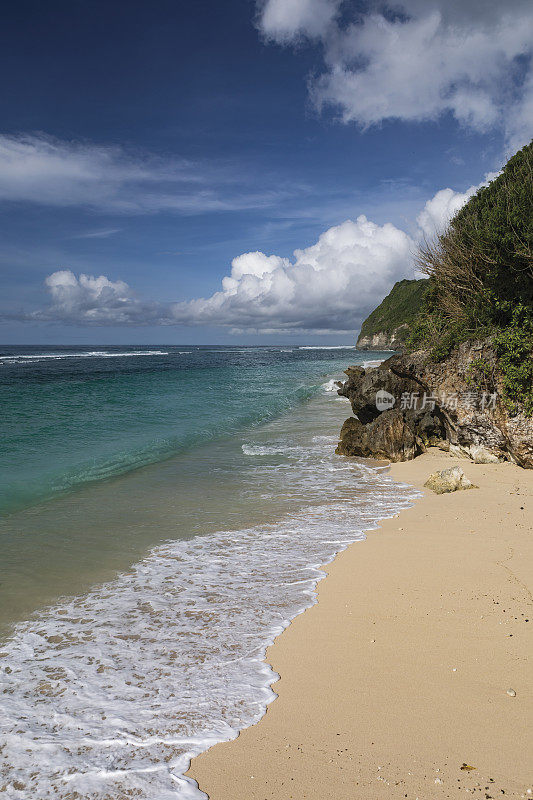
[
  {"left": 408, "top": 139, "right": 533, "bottom": 415},
  {"left": 357, "top": 279, "right": 429, "bottom": 345}
]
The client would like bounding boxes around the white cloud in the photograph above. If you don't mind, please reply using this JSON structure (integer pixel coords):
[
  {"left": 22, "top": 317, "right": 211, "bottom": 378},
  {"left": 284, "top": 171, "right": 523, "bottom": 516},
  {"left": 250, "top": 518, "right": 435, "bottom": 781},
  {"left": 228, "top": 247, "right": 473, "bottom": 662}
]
[
  {"left": 416, "top": 187, "right": 475, "bottom": 240},
  {"left": 22, "top": 173, "right": 507, "bottom": 332},
  {"left": 505, "top": 70, "right": 533, "bottom": 155},
  {"left": 258, "top": 0, "right": 533, "bottom": 148},
  {"left": 416, "top": 171, "right": 500, "bottom": 238},
  {"left": 28, "top": 216, "right": 413, "bottom": 332},
  {"left": 32, "top": 270, "right": 174, "bottom": 325},
  {"left": 171, "top": 215, "right": 414, "bottom": 332},
  {"left": 258, "top": 0, "right": 341, "bottom": 42},
  {"left": 0, "top": 133, "right": 292, "bottom": 214}
]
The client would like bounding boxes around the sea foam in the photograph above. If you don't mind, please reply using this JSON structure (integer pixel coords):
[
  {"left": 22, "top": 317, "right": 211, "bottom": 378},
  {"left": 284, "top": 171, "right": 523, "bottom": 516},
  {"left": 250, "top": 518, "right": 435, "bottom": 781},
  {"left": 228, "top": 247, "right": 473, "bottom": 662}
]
[
  {"left": 0, "top": 432, "right": 418, "bottom": 799},
  {"left": 0, "top": 350, "right": 169, "bottom": 365},
  {"left": 322, "top": 378, "right": 343, "bottom": 393}
]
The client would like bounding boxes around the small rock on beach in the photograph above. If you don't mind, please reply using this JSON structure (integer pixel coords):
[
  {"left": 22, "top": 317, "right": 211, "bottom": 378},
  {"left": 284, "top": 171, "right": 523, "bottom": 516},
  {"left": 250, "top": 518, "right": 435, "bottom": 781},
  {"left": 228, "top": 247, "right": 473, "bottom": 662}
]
[{"left": 424, "top": 466, "right": 478, "bottom": 494}]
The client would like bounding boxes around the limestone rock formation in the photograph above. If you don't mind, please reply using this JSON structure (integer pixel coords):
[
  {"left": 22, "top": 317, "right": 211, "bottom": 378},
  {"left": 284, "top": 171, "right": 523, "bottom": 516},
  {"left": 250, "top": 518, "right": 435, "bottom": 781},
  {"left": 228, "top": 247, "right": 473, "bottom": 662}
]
[
  {"left": 336, "top": 340, "right": 533, "bottom": 467},
  {"left": 424, "top": 466, "right": 477, "bottom": 494},
  {"left": 336, "top": 410, "right": 423, "bottom": 461},
  {"left": 356, "top": 325, "right": 409, "bottom": 352}
]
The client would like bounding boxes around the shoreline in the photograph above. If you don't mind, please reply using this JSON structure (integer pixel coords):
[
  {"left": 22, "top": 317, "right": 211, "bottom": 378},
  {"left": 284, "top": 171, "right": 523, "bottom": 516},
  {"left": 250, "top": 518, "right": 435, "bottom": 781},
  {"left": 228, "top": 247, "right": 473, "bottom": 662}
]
[
  {"left": 1, "top": 375, "right": 418, "bottom": 798},
  {"left": 188, "top": 448, "right": 533, "bottom": 799}
]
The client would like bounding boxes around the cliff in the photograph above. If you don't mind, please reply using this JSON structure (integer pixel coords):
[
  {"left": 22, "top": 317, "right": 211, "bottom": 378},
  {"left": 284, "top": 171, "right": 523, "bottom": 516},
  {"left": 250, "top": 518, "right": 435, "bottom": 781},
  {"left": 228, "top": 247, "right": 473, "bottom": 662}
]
[
  {"left": 356, "top": 279, "right": 428, "bottom": 351},
  {"left": 336, "top": 341, "right": 533, "bottom": 468}
]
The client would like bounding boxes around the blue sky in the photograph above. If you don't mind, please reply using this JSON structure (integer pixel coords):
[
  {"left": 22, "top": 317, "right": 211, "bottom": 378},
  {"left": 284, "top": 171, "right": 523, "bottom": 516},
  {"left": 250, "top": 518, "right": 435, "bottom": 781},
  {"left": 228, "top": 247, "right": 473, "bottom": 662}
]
[{"left": 0, "top": 0, "right": 531, "bottom": 344}]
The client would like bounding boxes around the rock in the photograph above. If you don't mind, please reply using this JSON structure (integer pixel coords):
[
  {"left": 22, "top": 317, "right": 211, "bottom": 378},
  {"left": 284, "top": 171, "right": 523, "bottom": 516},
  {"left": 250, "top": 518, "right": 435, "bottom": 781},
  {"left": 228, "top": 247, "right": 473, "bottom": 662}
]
[
  {"left": 337, "top": 364, "right": 412, "bottom": 424},
  {"left": 336, "top": 340, "right": 533, "bottom": 467},
  {"left": 450, "top": 443, "right": 501, "bottom": 463},
  {"left": 336, "top": 362, "right": 445, "bottom": 461},
  {"left": 424, "top": 466, "right": 478, "bottom": 494},
  {"left": 356, "top": 324, "right": 410, "bottom": 351},
  {"left": 335, "top": 409, "right": 424, "bottom": 462},
  {"left": 471, "top": 445, "right": 501, "bottom": 464},
  {"left": 506, "top": 688, "right": 517, "bottom": 697}
]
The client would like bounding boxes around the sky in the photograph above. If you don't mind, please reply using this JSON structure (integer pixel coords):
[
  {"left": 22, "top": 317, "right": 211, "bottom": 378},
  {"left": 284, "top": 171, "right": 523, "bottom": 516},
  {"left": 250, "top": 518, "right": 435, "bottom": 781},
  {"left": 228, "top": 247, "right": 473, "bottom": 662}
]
[{"left": 0, "top": 0, "right": 531, "bottom": 345}]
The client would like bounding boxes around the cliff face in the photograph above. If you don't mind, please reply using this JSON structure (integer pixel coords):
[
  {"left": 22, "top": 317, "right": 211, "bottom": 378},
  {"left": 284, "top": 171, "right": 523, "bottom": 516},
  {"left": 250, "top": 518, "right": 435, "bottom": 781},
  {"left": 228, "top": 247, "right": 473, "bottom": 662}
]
[
  {"left": 337, "top": 340, "right": 533, "bottom": 468},
  {"left": 356, "top": 279, "right": 428, "bottom": 351},
  {"left": 356, "top": 324, "right": 409, "bottom": 351}
]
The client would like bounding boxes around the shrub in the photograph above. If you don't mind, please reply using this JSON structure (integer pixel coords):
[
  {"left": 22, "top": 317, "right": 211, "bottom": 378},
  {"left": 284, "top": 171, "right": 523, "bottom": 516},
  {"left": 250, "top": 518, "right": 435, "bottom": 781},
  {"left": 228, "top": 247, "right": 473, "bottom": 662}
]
[{"left": 408, "top": 140, "right": 533, "bottom": 414}]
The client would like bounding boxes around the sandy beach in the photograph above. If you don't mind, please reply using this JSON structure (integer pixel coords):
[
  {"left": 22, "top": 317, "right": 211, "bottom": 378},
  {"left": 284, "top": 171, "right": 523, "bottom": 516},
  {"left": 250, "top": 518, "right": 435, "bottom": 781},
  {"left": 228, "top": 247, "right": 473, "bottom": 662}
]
[{"left": 189, "top": 448, "right": 533, "bottom": 799}]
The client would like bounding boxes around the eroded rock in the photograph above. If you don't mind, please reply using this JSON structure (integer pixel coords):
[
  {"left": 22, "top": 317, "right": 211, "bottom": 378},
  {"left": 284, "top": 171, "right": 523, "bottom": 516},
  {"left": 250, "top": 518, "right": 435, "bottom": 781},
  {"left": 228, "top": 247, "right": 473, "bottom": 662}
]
[
  {"left": 337, "top": 340, "right": 533, "bottom": 467},
  {"left": 335, "top": 410, "right": 424, "bottom": 462},
  {"left": 424, "top": 466, "right": 477, "bottom": 494}
]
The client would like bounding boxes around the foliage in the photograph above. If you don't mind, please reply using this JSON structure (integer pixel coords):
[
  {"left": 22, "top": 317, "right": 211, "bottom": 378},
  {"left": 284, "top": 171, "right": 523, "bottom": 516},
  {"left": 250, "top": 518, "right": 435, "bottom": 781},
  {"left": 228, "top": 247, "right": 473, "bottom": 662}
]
[
  {"left": 492, "top": 304, "right": 533, "bottom": 416},
  {"left": 358, "top": 279, "right": 429, "bottom": 343},
  {"left": 408, "top": 140, "right": 533, "bottom": 415}
]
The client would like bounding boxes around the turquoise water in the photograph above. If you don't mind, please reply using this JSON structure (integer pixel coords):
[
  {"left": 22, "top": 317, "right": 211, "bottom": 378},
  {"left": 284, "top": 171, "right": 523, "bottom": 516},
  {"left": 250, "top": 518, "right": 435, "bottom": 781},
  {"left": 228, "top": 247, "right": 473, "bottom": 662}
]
[
  {"left": 1, "top": 345, "right": 358, "bottom": 515},
  {"left": 1, "top": 344, "right": 381, "bottom": 630},
  {"left": 0, "top": 344, "right": 418, "bottom": 800}
]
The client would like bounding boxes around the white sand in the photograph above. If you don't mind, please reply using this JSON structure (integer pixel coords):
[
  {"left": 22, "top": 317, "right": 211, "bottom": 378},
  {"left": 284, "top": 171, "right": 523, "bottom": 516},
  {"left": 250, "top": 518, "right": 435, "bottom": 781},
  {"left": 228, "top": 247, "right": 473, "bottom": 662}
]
[{"left": 189, "top": 449, "right": 533, "bottom": 799}]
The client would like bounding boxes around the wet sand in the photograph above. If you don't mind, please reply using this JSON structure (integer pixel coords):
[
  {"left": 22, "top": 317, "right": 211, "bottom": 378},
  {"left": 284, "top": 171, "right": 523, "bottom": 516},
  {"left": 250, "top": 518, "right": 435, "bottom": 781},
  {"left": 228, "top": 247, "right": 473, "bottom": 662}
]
[{"left": 189, "top": 448, "right": 533, "bottom": 799}]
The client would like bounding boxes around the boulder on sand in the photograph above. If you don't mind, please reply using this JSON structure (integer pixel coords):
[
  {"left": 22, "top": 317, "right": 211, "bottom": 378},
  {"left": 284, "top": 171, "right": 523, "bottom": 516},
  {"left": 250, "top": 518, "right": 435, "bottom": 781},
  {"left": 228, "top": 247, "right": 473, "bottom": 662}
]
[{"left": 424, "top": 466, "right": 478, "bottom": 494}]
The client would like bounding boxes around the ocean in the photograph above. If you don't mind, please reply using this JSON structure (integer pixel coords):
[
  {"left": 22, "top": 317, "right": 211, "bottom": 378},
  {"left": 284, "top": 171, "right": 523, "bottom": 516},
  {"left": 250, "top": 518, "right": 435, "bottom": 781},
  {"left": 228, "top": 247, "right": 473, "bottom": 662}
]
[{"left": 0, "top": 345, "right": 418, "bottom": 798}]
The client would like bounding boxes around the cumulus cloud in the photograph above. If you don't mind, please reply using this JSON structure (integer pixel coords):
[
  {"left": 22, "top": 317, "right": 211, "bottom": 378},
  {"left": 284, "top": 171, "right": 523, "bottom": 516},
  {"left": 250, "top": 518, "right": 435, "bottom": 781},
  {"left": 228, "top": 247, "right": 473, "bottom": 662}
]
[
  {"left": 257, "top": 0, "right": 533, "bottom": 148},
  {"left": 416, "top": 171, "right": 500, "bottom": 238},
  {"left": 0, "top": 133, "right": 292, "bottom": 214},
  {"left": 171, "top": 216, "right": 413, "bottom": 332},
  {"left": 21, "top": 174, "right": 504, "bottom": 332},
  {"left": 28, "top": 216, "right": 413, "bottom": 332},
  {"left": 32, "top": 270, "right": 175, "bottom": 325}
]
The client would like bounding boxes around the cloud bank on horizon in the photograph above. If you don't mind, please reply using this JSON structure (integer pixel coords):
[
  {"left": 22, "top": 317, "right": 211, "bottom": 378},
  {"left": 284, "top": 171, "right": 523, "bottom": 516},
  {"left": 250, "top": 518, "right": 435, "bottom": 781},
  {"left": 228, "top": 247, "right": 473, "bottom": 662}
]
[
  {"left": 31, "top": 216, "right": 411, "bottom": 333},
  {"left": 257, "top": 0, "right": 533, "bottom": 153},
  {"left": 29, "top": 175, "right": 489, "bottom": 333}
]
